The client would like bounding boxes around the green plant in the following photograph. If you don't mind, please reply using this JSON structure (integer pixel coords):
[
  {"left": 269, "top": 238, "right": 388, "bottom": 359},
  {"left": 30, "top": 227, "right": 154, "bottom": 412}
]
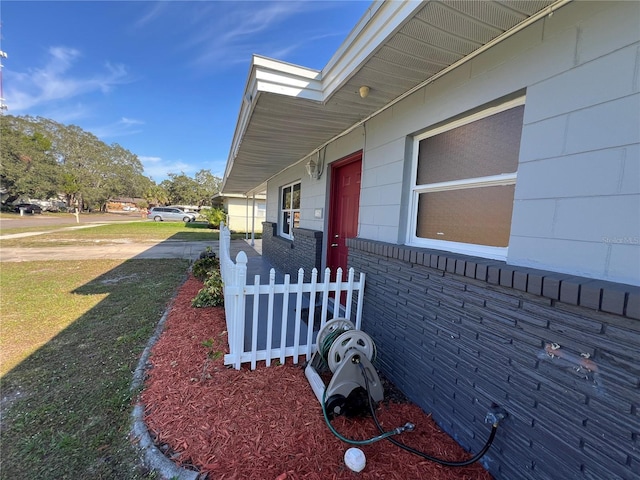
[
  {"left": 191, "top": 269, "right": 224, "bottom": 307},
  {"left": 192, "top": 252, "right": 220, "bottom": 281},
  {"left": 201, "top": 338, "right": 223, "bottom": 360},
  {"left": 200, "top": 207, "right": 226, "bottom": 228}
]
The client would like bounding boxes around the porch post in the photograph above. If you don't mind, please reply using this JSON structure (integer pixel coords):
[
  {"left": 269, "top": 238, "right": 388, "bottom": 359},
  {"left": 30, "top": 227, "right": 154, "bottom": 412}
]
[{"left": 251, "top": 194, "right": 256, "bottom": 247}]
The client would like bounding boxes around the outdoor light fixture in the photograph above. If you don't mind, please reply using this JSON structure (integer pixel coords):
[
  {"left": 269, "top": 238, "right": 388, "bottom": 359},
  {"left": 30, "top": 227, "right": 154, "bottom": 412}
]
[
  {"left": 359, "top": 85, "right": 370, "bottom": 98},
  {"left": 306, "top": 152, "right": 324, "bottom": 180}
]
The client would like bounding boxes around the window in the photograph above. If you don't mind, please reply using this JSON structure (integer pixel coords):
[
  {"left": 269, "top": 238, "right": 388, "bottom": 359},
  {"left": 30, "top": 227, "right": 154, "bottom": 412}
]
[
  {"left": 409, "top": 97, "right": 525, "bottom": 260},
  {"left": 280, "top": 181, "right": 301, "bottom": 240}
]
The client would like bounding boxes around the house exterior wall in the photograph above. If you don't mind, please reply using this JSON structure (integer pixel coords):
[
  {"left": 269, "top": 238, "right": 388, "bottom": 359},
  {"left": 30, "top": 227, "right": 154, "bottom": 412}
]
[
  {"left": 225, "top": 197, "right": 265, "bottom": 233},
  {"left": 347, "top": 238, "right": 639, "bottom": 480},
  {"left": 261, "top": 0, "right": 638, "bottom": 286},
  {"left": 260, "top": 4, "right": 640, "bottom": 479},
  {"left": 358, "top": 0, "right": 640, "bottom": 286}
]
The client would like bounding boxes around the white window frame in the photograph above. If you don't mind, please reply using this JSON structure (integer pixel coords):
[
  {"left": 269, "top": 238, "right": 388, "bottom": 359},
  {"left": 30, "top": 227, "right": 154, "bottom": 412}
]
[
  {"left": 279, "top": 180, "right": 301, "bottom": 240},
  {"left": 407, "top": 96, "right": 525, "bottom": 261}
]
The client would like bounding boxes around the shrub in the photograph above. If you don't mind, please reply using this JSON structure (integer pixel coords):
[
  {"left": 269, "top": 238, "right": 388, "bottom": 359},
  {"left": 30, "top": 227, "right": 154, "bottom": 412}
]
[
  {"left": 192, "top": 269, "right": 224, "bottom": 308},
  {"left": 200, "top": 207, "right": 226, "bottom": 229},
  {"left": 192, "top": 250, "right": 220, "bottom": 281}
]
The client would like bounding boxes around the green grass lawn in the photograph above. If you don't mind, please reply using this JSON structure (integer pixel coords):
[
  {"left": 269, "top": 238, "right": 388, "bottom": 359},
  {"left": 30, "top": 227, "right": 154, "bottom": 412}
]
[
  {"left": 0, "top": 221, "right": 216, "bottom": 247},
  {"left": 0, "top": 221, "right": 259, "bottom": 247},
  {"left": 0, "top": 258, "right": 189, "bottom": 479}
]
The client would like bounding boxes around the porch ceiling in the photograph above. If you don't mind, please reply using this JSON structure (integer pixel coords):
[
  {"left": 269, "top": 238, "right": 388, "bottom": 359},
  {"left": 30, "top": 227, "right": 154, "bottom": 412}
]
[{"left": 222, "top": 0, "right": 562, "bottom": 195}]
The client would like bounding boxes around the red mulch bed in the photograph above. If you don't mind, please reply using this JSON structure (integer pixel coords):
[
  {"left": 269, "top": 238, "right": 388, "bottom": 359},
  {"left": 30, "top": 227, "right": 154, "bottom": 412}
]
[{"left": 140, "top": 275, "right": 494, "bottom": 480}]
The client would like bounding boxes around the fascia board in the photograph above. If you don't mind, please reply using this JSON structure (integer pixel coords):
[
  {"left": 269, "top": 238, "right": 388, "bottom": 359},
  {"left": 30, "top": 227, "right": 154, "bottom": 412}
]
[
  {"left": 223, "top": 54, "right": 324, "bottom": 192},
  {"left": 223, "top": 65, "right": 260, "bottom": 190},
  {"left": 255, "top": 72, "right": 322, "bottom": 101},
  {"left": 253, "top": 56, "right": 323, "bottom": 101},
  {"left": 253, "top": 55, "right": 320, "bottom": 80},
  {"left": 216, "top": 193, "right": 266, "bottom": 200}
]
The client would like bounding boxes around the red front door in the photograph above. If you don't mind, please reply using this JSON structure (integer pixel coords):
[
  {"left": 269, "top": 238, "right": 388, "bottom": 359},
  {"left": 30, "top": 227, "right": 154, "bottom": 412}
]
[{"left": 327, "top": 152, "right": 362, "bottom": 278}]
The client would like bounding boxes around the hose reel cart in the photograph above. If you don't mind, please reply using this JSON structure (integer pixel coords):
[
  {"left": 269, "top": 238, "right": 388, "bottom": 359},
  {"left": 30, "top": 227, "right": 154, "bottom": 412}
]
[
  {"left": 304, "top": 318, "right": 383, "bottom": 417},
  {"left": 304, "top": 318, "right": 506, "bottom": 468}
]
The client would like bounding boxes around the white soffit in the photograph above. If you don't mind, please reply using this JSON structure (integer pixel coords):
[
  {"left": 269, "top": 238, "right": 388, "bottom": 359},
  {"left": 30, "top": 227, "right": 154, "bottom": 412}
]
[{"left": 222, "top": 0, "right": 564, "bottom": 195}]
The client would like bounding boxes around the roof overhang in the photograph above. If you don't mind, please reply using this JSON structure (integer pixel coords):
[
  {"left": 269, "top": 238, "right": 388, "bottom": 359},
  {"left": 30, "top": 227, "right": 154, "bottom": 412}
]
[{"left": 221, "top": 0, "right": 569, "bottom": 195}]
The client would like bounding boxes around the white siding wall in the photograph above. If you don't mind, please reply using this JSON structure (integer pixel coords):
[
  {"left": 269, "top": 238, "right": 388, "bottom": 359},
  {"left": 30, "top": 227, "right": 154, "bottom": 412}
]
[
  {"left": 268, "top": 1, "right": 639, "bottom": 286},
  {"left": 509, "top": 2, "right": 640, "bottom": 286},
  {"left": 226, "top": 198, "right": 265, "bottom": 233}
]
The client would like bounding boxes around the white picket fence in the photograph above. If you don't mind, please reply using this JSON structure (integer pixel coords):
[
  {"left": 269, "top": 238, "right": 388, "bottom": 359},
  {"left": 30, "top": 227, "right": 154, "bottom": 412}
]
[{"left": 218, "top": 223, "right": 365, "bottom": 370}]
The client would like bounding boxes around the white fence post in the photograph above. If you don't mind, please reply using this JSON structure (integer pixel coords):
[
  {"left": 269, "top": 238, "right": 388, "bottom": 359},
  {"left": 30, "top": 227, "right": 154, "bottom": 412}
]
[
  {"left": 292, "top": 268, "right": 305, "bottom": 364},
  {"left": 265, "top": 269, "right": 276, "bottom": 367},
  {"left": 305, "top": 268, "right": 319, "bottom": 361},
  {"left": 279, "top": 274, "right": 291, "bottom": 365},
  {"left": 250, "top": 273, "right": 260, "bottom": 370},
  {"left": 232, "top": 251, "right": 247, "bottom": 370}
]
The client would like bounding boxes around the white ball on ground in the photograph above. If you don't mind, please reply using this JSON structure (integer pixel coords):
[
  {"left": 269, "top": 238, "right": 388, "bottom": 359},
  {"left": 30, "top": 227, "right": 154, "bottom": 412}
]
[{"left": 344, "top": 447, "right": 366, "bottom": 472}]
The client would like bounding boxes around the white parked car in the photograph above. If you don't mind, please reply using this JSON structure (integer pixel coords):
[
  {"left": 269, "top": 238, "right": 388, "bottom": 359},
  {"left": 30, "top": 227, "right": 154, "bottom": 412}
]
[{"left": 147, "top": 207, "right": 197, "bottom": 222}]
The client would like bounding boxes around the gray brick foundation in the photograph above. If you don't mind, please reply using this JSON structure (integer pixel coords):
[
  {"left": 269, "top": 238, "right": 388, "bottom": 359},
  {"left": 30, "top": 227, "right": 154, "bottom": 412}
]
[
  {"left": 347, "top": 238, "right": 639, "bottom": 480},
  {"left": 261, "top": 222, "right": 323, "bottom": 281}
]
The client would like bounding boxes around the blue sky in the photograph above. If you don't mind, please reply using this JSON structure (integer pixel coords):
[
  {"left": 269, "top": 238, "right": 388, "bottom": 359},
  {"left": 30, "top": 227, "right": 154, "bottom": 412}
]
[{"left": 1, "top": 1, "right": 369, "bottom": 182}]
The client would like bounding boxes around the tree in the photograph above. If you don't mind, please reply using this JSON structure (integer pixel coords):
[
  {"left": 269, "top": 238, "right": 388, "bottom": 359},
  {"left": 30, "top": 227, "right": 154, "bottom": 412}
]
[
  {"left": 4, "top": 116, "right": 153, "bottom": 211},
  {"left": 0, "top": 115, "right": 60, "bottom": 204},
  {"left": 194, "top": 169, "right": 222, "bottom": 206},
  {"left": 60, "top": 172, "right": 81, "bottom": 208},
  {"left": 161, "top": 172, "right": 200, "bottom": 205},
  {"left": 143, "top": 182, "right": 169, "bottom": 207}
]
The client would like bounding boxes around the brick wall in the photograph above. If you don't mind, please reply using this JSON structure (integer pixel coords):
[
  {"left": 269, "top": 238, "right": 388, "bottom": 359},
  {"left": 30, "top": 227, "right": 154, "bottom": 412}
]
[
  {"left": 262, "top": 222, "right": 323, "bottom": 281},
  {"left": 347, "top": 238, "right": 639, "bottom": 480}
]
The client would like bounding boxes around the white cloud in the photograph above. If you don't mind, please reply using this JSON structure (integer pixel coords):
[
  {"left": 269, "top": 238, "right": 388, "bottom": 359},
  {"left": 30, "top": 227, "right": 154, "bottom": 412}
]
[
  {"left": 138, "top": 156, "right": 193, "bottom": 182},
  {"left": 138, "top": 154, "right": 226, "bottom": 183},
  {"left": 132, "top": 2, "right": 169, "bottom": 29},
  {"left": 5, "top": 46, "right": 130, "bottom": 113},
  {"left": 187, "top": 2, "right": 307, "bottom": 69},
  {"left": 138, "top": 155, "right": 162, "bottom": 164},
  {"left": 136, "top": 1, "right": 339, "bottom": 71},
  {"left": 90, "top": 117, "right": 144, "bottom": 139},
  {"left": 37, "top": 102, "right": 90, "bottom": 124},
  {"left": 120, "top": 117, "right": 145, "bottom": 126}
]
